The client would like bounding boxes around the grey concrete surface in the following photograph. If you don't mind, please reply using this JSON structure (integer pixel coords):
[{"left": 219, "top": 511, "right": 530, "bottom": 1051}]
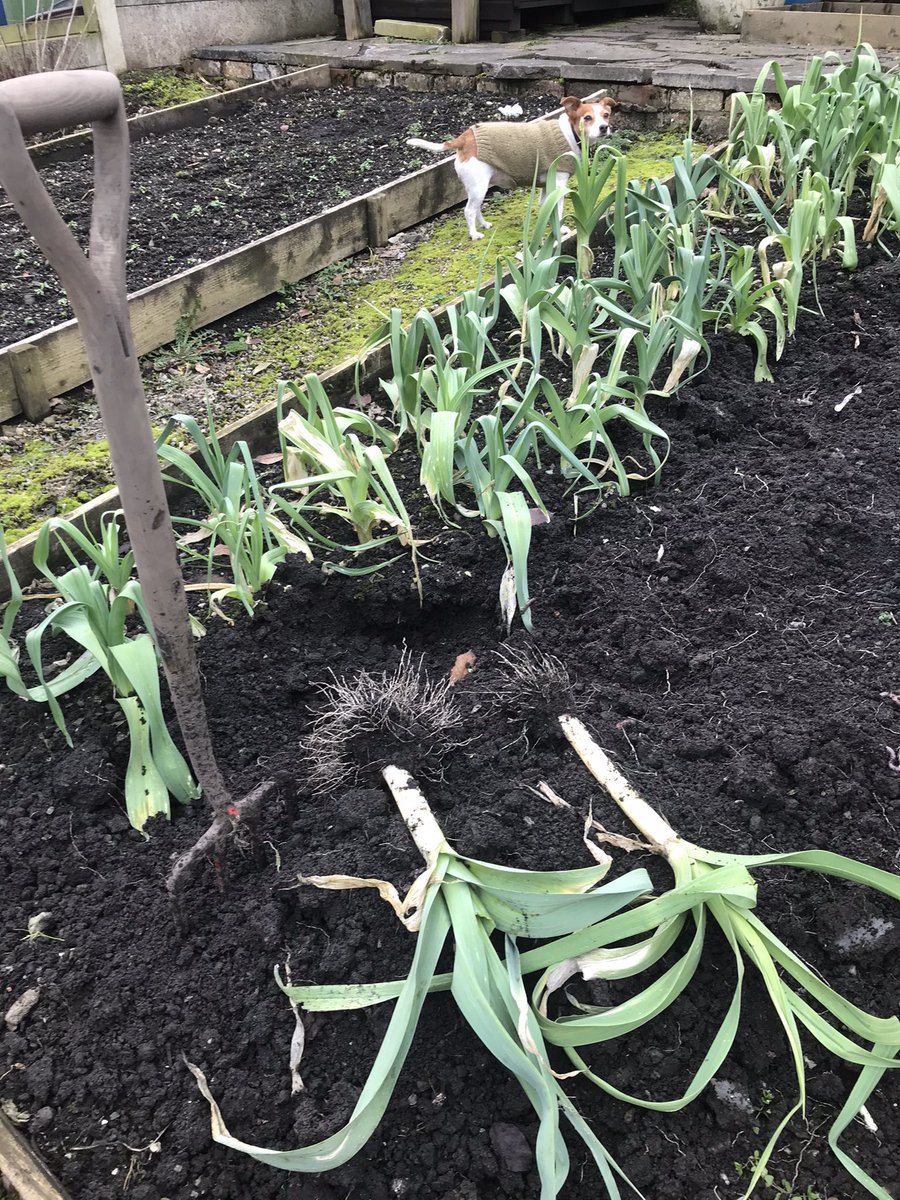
[{"left": 194, "top": 16, "right": 900, "bottom": 91}]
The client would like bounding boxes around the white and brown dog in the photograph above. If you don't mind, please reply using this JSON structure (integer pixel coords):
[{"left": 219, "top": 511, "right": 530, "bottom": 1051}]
[{"left": 407, "top": 94, "right": 614, "bottom": 240}]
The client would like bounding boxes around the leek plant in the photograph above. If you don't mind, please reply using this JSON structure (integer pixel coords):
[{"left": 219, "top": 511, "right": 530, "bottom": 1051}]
[
  {"left": 723, "top": 44, "right": 900, "bottom": 244},
  {"left": 190, "top": 765, "right": 656, "bottom": 1199},
  {"left": 3, "top": 521, "right": 197, "bottom": 828},
  {"left": 557, "top": 715, "right": 900, "bottom": 1200},
  {"left": 445, "top": 281, "right": 503, "bottom": 371},
  {"left": 499, "top": 168, "right": 571, "bottom": 371},
  {"left": 369, "top": 306, "right": 447, "bottom": 438},
  {"left": 453, "top": 408, "right": 613, "bottom": 628},
  {"left": 156, "top": 405, "right": 302, "bottom": 615},
  {"left": 717, "top": 244, "right": 787, "bottom": 382},
  {"left": 524, "top": 368, "right": 670, "bottom": 500},
  {"left": 567, "top": 138, "right": 622, "bottom": 279},
  {"left": 1, "top": 526, "right": 101, "bottom": 733},
  {"left": 34, "top": 509, "right": 135, "bottom": 593},
  {"left": 273, "top": 376, "right": 422, "bottom": 594}
]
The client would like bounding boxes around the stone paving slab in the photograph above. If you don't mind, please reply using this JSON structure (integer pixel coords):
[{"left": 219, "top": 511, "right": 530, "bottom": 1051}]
[{"left": 196, "top": 15, "right": 900, "bottom": 91}]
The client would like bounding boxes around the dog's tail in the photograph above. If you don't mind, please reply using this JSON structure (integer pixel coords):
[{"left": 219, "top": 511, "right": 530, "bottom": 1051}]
[{"left": 406, "top": 137, "right": 453, "bottom": 154}]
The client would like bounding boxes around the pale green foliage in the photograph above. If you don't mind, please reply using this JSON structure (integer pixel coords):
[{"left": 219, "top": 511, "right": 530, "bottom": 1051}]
[
  {"left": 194, "top": 769, "right": 654, "bottom": 1196},
  {"left": 1, "top": 515, "right": 197, "bottom": 829}
]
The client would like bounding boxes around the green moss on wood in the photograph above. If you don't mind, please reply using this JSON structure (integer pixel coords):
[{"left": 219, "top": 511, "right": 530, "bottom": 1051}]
[
  {"left": 0, "top": 439, "right": 113, "bottom": 543},
  {"left": 227, "top": 132, "right": 686, "bottom": 401},
  {"left": 121, "top": 71, "right": 217, "bottom": 110}
]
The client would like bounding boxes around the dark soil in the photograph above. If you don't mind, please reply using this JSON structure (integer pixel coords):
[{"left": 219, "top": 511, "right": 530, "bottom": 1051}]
[
  {"left": 1, "top": 250, "right": 899, "bottom": 1200},
  {"left": 0, "top": 86, "right": 550, "bottom": 343}
]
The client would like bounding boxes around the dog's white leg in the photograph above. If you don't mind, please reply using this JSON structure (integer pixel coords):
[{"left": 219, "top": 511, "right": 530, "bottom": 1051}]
[
  {"left": 555, "top": 172, "right": 572, "bottom": 237},
  {"left": 456, "top": 157, "right": 494, "bottom": 240}
]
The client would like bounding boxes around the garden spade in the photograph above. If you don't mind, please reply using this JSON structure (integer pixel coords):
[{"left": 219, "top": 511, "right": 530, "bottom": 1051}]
[{"left": 0, "top": 70, "right": 274, "bottom": 902}]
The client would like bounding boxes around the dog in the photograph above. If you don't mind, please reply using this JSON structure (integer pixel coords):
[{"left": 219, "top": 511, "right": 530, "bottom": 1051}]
[{"left": 407, "top": 94, "right": 614, "bottom": 240}]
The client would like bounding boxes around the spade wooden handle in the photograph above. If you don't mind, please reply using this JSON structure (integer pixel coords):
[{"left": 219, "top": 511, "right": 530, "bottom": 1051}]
[{"left": 0, "top": 69, "right": 121, "bottom": 137}]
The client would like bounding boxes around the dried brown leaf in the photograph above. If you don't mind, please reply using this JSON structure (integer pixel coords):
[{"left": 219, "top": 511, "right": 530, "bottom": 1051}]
[{"left": 449, "top": 651, "right": 476, "bottom": 687}]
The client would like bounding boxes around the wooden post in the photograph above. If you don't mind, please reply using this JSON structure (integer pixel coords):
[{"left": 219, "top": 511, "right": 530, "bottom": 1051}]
[
  {"left": 0, "top": 1112, "right": 70, "bottom": 1200},
  {"left": 8, "top": 343, "right": 51, "bottom": 422},
  {"left": 93, "top": 0, "right": 127, "bottom": 74},
  {"left": 366, "top": 191, "right": 391, "bottom": 247},
  {"left": 451, "top": 0, "right": 479, "bottom": 42},
  {"left": 342, "top": 0, "right": 373, "bottom": 40}
]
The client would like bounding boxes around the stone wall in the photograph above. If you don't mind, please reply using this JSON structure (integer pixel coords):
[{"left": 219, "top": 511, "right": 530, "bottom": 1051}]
[
  {"left": 191, "top": 53, "right": 737, "bottom": 139},
  {"left": 117, "top": 0, "right": 337, "bottom": 70}
]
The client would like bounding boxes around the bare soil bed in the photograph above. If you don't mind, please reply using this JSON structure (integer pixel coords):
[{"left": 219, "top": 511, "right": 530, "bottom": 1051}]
[
  {"left": 0, "top": 86, "right": 550, "bottom": 344},
  {"left": 0, "top": 249, "right": 898, "bottom": 1200}
]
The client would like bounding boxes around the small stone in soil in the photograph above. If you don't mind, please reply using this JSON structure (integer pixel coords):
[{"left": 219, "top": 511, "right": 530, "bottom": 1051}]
[{"left": 489, "top": 1121, "right": 534, "bottom": 1172}]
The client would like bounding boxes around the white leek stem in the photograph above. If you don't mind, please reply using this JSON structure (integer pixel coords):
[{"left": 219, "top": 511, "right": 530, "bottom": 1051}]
[
  {"left": 559, "top": 715, "right": 682, "bottom": 857},
  {"left": 383, "top": 765, "right": 448, "bottom": 862}
]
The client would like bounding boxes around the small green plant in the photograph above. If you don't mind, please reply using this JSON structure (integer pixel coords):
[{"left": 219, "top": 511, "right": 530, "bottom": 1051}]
[
  {"left": 155, "top": 404, "right": 303, "bottom": 616},
  {"left": 150, "top": 308, "right": 208, "bottom": 372},
  {"left": 271, "top": 377, "right": 422, "bottom": 595},
  {"left": 275, "top": 280, "right": 299, "bottom": 314},
  {"left": 2, "top": 518, "right": 198, "bottom": 830},
  {"left": 734, "top": 1152, "right": 821, "bottom": 1200}
]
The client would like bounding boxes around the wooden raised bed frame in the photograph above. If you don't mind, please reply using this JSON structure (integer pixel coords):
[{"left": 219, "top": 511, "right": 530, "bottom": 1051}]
[
  {"left": 0, "top": 1112, "right": 68, "bottom": 1200},
  {"left": 0, "top": 63, "right": 548, "bottom": 424},
  {"left": 1, "top": 96, "right": 686, "bottom": 599}
]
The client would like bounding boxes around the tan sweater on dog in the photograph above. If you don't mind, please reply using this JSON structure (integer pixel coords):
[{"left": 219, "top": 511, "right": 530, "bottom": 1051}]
[{"left": 471, "top": 121, "right": 578, "bottom": 186}]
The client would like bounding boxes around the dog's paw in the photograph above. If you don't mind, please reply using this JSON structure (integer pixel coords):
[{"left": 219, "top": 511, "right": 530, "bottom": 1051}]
[
  {"left": 481, "top": 220, "right": 493, "bottom": 229},
  {"left": 470, "top": 231, "right": 486, "bottom": 241},
  {"left": 559, "top": 224, "right": 573, "bottom": 238}
]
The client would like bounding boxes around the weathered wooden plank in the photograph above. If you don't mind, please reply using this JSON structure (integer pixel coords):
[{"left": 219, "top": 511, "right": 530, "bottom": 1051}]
[
  {"left": 0, "top": 13, "right": 93, "bottom": 44},
  {"left": 0, "top": 196, "right": 371, "bottom": 418},
  {"left": 94, "top": 0, "right": 127, "bottom": 73},
  {"left": 0, "top": 1112, "right": 69, "bottom": 1200},
  {"left": 0, "top": 356, "right": 20, "bottom": 423},
  {"left": 742, "top": 6, "right": 900, "bottom": 43},
  {"left": 451, "top": 0, "right": 480, "bottom": 41},
  {"left": 373, "top": 18, "right": 450, "bottom": 40},
  {"left": 0, "top": 88, "right": 610, "bottom": 422},
  {"left": 8, "top": 346, "right": 50, "bottom": 423},
  {"left": 343, "top": 0, "right": 374, "bottom": 38},
  {"left": 30, "top": 66, "right": 332, "bottom": 166},
  {"left": 366, "top": 158, "right": 464, "bottom": 245}
]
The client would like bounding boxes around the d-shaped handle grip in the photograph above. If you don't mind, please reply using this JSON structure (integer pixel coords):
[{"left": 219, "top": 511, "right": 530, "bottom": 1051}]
[{"left": 0, "top": 69, "right": 121, "bottom": 137}]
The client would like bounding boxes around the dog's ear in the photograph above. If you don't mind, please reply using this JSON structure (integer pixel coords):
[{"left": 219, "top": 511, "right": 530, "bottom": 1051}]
[
  {"left": 561, "top": 95, "right": 582, "bottom": 117},
  {"left": 599, "top": 95, "right": 616, "bottom": 109}
]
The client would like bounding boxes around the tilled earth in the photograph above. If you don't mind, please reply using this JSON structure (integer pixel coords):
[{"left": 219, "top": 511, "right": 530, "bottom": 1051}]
[
  {"left": 0, "top": 86, "right": 550, "bottom": 343},
  {"left": 0, "top": 251, "right": 898, "bottom": 1200}
]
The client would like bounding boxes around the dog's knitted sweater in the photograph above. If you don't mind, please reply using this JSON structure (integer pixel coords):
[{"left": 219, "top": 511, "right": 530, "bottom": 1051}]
[{"left": 470, "top": 120, "right": 577, "bottom": 186}]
